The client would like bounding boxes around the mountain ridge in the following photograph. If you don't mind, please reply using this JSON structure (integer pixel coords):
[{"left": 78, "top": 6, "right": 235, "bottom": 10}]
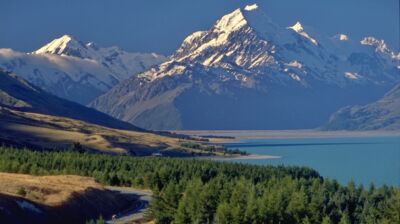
[
  {"left": 0, "top": 35, "right": 166, "bottom": 104},
  {"left": 0, "top": 69, "right": 141, "bottom": 131},
  {"left": 323, "top": 83, "right": 400, "bottom": 130}
]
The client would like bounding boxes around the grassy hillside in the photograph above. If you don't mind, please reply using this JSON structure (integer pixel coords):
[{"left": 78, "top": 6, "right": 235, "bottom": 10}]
[
  {"left": 0, "top": 172, "right": 131, "bottom": 224},
  {"left": 0, "top": 107, "right": 227, "bottom": 155},
  {"left": 0, "top": 173, "right": 108, "bottom": 206}
]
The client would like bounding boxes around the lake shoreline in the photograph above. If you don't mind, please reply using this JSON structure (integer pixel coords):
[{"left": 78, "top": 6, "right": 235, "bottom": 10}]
[
  {"left": 194, "top": 134, "right": 400, "bottom": 187},
  {"left": 176, "top": 129, "right": 400, "bottom": 144},
  {"left": 198, "top": 154, "right": 281, "bottom": 161}
]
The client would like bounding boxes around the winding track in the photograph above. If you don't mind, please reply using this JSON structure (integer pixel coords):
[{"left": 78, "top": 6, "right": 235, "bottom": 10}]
[{"left": 105, "top": 186, "right": 152, "bottom": 224}]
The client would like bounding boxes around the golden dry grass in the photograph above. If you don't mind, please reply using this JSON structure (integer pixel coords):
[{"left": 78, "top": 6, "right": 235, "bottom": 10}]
[
  {"left": 0, "top": 172, "right": 102, "bottom": 206},
  {"left": 0, "top": 108, "right": 183, "bottom": 154}
]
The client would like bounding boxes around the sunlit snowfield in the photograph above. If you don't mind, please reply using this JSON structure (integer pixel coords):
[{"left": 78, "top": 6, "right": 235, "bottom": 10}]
[{"left": 224, "top": 136, "right": 400, "bottom": 186}]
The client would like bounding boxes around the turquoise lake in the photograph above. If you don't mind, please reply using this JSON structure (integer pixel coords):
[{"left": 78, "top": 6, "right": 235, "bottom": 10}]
[{"left": 224, "top": 136, "right": 400, "bottom": 186}]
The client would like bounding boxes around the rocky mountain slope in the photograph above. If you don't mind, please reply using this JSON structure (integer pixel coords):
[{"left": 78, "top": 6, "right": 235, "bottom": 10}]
[
  {"left": 0, "top": 35, "right": 166, "bottom": 104},
  {"left": 91, "top": 4, "right": 399, "bottom": 130},
  {"left": 323, "top": 83, "right": 400, "bottom": 130}
]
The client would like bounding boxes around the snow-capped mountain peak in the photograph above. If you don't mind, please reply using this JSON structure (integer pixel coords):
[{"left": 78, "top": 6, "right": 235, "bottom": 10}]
[
  {"left": 33, "top": 34, "right": 86, "bottom": 56},
  {"left": 171, "top": 4, "right": 279, "bottom": 65},
  {"left": 31, "top": 34, "right": 167, "bottom": 80},
  {"left": 288, "top": 21, "right": 318, "bottom": 45},
  {"left": 212, "top": 4, "right": 279, "bottom": 40},
  {"left": 214, "top": 8, "right": 247, "bottom": 33},
  {"left": 214, "top": 3, "right": 264, "bottom": 33},
  {"left": 1, "top": 35, "right": 166, "bottom": 104},
  {"left": 141, "top": 4, "right": 399, "bottom": 87}
]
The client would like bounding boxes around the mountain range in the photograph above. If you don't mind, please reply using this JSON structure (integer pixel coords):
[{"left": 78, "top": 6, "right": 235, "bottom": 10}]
[
  {"left": 90, "top": 4, "right": 400, "bottom": 130},
  {"left": 0, "top": 35, "right": 166, "bottom": 104}
]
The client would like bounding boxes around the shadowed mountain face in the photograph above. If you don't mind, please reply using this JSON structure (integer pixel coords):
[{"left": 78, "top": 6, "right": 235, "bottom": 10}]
[
  {"left": 323, "top": 83, "right": 400, "bottom": 130},
  {"left": 0, "top": 69, "right": 141, "bottom": 131},
  {"left": 90, "top": 4, "right": 399, "bottom": 130}
]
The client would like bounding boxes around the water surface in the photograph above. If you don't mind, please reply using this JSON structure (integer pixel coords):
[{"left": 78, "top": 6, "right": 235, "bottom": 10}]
[{"left": 224, "top": 136, "right": 400, "bottom": 186}]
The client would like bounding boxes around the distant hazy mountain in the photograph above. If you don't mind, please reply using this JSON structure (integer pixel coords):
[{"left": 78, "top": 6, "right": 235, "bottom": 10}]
[
  {"left": 0, "top": 69, "right": 140, "bottom": 131},
  {"left": 323, "top": 83, "right": 400, "bottom": 130},
  {"left": 0, "top": 35, "right": 166, "bottom": 104},
  {"left": 90, "top": 4, "right": 399, "bottom": 130}
]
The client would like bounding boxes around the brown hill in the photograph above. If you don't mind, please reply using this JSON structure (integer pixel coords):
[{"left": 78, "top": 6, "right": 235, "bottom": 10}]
[
  {"left": 0, "top": 107, "right": 185, "bottom": 155},
  {"left": 0, "top": 172, "right": 130, "bottom": 224}
]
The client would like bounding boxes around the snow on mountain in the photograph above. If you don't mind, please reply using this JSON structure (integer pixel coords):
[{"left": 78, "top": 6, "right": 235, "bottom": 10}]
[
  {"left": 244, "top": 3, "right": 258, "bottom": 11},
  {"left": 33, "top": 35, "right": 166, "bottom": 81},
  {"left": 0, "top": 48, "right": 117, "bottom": 104},
  {"left": 0, "top": 35, "right": 166, "bottom": 104},
  {"left": 33, "top": 34, "right": 85, "bottom": 56},
  {"left": 91, "top": 4, "right": 400, "bottom": 130},
  {"left": 288, "top": 22, "right": 318, "bottom": 45},
  {"left": 338, "top": 34, "right": 349, "bottom": 41},
  {"left": 139, "top": 4, "right": 398, "bottom": 86},
  {"left": 361, "top": 36, "right": 400, "bottom": 61},
  {"left": 361, "top": 37, "right": 391, "bottom": 54}
]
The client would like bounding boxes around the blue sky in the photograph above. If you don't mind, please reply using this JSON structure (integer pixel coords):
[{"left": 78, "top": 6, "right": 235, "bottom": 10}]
[{"left": 0, "top": 0, "right": 398, "bottom": 55}]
